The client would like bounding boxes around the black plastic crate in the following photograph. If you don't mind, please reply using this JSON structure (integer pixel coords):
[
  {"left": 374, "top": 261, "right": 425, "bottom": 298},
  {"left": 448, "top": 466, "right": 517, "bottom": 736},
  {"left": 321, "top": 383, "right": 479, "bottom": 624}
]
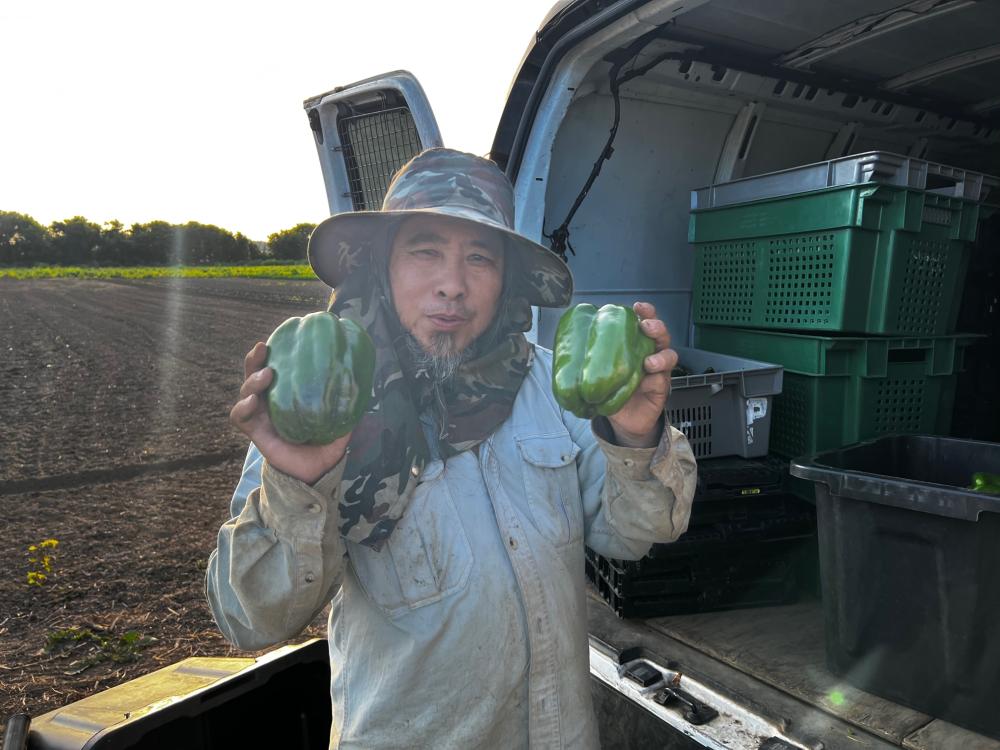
[
  {"left": 586, "top": 496, "right": 819, "bottom": 618},
  {"left": 695, "top": 455, "right": 786, "bottom": 500},
  {"left": 602, "top": 540, "right": 805, "bottom": 598},
  {"left": 617, "top": 499, "right": 817, "bottom": 577},
  {"left": 592, "top": 558, "right": 804, "bottom": 618},
  {"left": 792, "top": 435, "right": 1000, "bottom": 740},
  {"left": 687, "top": 455, "right": 796, "bottom": 525}
]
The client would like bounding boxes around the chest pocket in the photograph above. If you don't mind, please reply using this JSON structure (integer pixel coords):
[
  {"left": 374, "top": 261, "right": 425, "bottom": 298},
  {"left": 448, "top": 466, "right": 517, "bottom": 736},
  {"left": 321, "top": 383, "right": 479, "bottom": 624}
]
[
  {"left": 516, "top": 432, "right": 583, "bottom": 547},
  {"left": 347, "top": 464, "right": 473, "bottom": 619}
]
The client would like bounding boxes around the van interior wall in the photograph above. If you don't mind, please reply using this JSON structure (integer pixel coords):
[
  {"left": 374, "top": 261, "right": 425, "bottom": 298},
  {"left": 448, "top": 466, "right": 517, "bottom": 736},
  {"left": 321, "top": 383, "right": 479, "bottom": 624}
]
[
  {"left": 540, "top": 83, "right": 843, "bottom": 347},
  {"left": 539, "top": 69, "right": 999, "bottom": 349},
  {"left": 540, "top": 90, "right": 735, "bottom": 348}
]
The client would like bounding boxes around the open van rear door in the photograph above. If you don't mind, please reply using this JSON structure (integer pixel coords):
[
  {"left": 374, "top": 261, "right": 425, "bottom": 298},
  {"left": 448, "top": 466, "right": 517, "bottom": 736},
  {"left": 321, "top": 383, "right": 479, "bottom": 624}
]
[{"left": 303, "top": 71, "right": 443, "bottom": 215}]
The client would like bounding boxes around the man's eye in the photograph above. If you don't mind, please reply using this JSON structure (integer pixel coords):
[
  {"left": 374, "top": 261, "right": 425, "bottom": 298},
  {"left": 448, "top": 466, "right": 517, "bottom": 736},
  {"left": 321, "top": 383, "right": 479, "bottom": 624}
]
[
  {"left": 413, "top": 248, "right": 438, "bottom": 258},
  {"left": 469, "top": 254, "right": 496, "bottom": 266}
]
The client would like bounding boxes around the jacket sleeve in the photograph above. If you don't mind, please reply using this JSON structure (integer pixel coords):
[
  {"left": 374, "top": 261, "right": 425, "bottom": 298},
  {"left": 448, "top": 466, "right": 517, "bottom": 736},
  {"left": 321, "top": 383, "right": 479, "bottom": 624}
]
[
  {"left": 565, "top": 412, "right": 697, "bottom": 561},
  {"left": 205, "top": 444, "right": 348, "bottom": 650}
]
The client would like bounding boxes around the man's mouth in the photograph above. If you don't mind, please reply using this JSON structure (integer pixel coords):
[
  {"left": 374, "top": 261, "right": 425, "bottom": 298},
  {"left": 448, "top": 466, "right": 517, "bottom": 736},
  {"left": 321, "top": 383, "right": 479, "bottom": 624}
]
[{"left": 428, "top": 313, "right": 469, "bottom": 330}]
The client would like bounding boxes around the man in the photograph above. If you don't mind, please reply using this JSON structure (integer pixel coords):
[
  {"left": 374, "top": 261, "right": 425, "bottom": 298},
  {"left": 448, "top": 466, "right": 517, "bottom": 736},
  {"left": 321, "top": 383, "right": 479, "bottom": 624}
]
[{"left": 206, "top": 148, "right": 697, "bottom": 749}]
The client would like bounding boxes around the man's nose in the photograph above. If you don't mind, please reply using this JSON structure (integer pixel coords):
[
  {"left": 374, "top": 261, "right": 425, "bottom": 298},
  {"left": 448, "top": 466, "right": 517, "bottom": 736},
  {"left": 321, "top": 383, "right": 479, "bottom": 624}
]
[{"left": 434, "top": 258, "right": 467, "bottom": 300}]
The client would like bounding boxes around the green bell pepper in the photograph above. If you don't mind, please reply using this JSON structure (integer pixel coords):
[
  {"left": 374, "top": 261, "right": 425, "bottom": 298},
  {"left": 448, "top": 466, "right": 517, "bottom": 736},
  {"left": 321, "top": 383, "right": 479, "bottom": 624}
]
[
  {"left": 969, "top": 471, "right": 1000, "bottom": 495},
  {"left": 265, "top": 311, "right": 375, "bottom": 445},
  {"left": 552, "top": 303, "right": 655, "bottom": 419}
]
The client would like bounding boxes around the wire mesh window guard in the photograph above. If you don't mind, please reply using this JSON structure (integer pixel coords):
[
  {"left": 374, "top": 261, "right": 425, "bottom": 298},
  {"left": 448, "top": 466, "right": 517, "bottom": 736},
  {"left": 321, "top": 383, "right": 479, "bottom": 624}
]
[{"left": 337, "top": 107, "right": 422, "bottom": 211}]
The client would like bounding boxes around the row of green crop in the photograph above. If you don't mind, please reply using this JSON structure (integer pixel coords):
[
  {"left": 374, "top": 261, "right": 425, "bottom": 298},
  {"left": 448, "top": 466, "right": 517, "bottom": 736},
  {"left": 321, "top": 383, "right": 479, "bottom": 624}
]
[{"left": 0, "top": 265, "right": 316, "bottom": 280}]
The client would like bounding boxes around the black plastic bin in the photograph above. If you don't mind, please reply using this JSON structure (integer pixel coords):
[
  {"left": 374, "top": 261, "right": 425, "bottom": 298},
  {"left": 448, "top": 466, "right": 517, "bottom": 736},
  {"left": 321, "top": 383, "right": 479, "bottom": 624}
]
[{"left": 791, "top": 435, "right": 1000, "bottom": 740}]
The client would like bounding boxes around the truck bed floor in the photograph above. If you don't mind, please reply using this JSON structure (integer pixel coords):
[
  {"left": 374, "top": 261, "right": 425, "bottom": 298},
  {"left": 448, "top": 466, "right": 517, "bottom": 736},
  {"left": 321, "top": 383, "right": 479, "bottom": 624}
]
[{"left": 586, "top": 588, "right": 1000, "bottom": 749}]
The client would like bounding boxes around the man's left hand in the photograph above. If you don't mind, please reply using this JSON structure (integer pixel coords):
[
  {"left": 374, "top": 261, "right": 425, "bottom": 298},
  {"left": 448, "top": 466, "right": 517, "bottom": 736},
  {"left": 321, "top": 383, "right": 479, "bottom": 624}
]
[{"left": 606, "top": 301, "right": 677, "bottom": 448}]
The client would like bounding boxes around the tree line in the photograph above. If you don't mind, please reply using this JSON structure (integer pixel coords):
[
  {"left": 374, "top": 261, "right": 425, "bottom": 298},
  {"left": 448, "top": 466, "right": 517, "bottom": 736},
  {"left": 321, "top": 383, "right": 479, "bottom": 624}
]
[{"left": 0, "top": 211, "right": 316, "bottom": 266}]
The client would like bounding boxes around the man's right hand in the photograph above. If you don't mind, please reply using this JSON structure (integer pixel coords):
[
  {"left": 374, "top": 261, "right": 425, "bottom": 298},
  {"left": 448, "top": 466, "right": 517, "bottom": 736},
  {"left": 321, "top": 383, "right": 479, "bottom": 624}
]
[{"left": 230, "top": 341, "right": 351, "bottom": 486}]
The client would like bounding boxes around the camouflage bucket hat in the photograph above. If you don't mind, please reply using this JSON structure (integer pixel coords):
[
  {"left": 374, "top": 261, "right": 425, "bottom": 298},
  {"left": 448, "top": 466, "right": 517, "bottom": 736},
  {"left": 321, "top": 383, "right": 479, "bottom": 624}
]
[{"left": 308, "top": 147, "right": 573, "bottom": 308}]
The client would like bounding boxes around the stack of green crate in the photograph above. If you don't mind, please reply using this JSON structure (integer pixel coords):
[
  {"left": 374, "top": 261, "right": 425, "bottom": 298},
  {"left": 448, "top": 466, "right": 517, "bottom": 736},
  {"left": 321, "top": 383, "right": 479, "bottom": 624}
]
[
  {"left": 689, "top": 153, "right": 995, "bottom": 470},
  {"left": 692, "top": 329, "right": 975, "bottom": 459}
]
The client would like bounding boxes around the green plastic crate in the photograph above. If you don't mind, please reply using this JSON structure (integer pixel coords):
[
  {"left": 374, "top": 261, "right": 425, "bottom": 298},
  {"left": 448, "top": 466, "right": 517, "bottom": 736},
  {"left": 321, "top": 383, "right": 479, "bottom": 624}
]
[
  {"left": 689, "top": 184, "right": 986, "bottom": 335},
  {"left": 694, "top": 327, "right": 977, "bottom": 459}
]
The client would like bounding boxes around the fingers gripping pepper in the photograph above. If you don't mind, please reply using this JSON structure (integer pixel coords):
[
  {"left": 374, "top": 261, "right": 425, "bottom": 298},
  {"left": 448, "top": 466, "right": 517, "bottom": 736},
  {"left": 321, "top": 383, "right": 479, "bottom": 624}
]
[
  {"left": 552, "top": 303, "right": 656, "bottom": 419},
  {"left": 265, "top": 311, "right": 375, "bottom": 444}
]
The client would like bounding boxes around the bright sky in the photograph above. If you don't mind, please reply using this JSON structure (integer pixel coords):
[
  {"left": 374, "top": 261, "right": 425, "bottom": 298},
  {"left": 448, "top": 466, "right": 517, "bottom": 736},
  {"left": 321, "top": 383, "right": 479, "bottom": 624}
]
[{"left": 0, "top": 1, "right": 553, "bottom": 240}]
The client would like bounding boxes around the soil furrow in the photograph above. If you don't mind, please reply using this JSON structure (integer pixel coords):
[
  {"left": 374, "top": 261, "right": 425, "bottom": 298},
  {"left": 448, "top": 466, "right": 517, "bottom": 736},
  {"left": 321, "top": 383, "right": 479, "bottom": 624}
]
[{"left": 0, "top": 448, "right": 247, "bottom": 496}]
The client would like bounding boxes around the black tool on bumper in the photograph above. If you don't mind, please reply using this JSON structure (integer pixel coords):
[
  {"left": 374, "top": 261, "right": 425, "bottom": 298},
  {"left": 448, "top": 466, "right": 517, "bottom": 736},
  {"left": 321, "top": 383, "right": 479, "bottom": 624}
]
[{"left": 653, "top": 686, "right": 719, "bottom": 725}]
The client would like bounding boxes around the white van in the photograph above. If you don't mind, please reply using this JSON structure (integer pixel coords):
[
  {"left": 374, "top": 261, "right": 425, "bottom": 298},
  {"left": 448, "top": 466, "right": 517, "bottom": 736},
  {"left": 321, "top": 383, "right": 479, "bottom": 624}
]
[
  {"left": 17, "top": 2, "right": 1000, "bottom": 748},
  {"left": 302, "top": 1, "right": 999, "bottom": 747}
]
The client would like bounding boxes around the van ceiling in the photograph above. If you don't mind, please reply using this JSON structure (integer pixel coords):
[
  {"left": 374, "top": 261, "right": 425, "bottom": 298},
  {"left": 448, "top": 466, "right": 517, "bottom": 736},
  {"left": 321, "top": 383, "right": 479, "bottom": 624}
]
[{"left": 666, "top": 0, "right": 1000, "bottom": 127}]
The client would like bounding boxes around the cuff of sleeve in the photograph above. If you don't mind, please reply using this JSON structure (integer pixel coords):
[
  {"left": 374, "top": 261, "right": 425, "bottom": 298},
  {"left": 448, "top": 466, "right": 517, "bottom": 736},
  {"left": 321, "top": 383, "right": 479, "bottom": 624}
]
[
  {"left": 592, "top": 417, "right": 661, "bottom": 481},
  {"left": 311, "top": 459, "right": 349, "bottom": 498},
  {"left": 258, "top": 459, "right": 347, "bottom": 538}
]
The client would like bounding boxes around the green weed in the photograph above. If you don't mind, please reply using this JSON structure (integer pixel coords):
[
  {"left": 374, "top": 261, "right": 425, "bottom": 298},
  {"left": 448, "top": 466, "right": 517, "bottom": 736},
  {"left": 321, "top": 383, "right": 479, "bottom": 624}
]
[{"left": 45, "top": 627, "right": 154, "bottom": 674}]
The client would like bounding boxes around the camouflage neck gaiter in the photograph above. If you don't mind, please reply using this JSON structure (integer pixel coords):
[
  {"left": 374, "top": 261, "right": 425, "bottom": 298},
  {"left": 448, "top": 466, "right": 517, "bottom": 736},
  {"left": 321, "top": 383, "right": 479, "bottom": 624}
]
[{"left": 328, "top": 244, "right": 533, "bottom": 551}]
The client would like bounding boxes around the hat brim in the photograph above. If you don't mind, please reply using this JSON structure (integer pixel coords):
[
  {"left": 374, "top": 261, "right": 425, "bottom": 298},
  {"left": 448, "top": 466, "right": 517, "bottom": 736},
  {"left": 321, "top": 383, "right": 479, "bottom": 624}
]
[{"left": 307, "top": 207, "right": 574, "bottom": 309}]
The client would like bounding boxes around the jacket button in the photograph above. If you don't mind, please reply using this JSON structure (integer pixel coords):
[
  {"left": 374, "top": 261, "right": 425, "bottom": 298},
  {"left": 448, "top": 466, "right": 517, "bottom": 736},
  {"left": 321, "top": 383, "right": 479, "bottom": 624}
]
[
  {"left": 304, "top": 572, "right": 316, "bottom": 584},
  {"left": 306, "top": 503, "right": 321, "bottom": 514},
  {"left": 509, "top": 537, "right": 518, "bottom": 550},
  {"left": 560, "top": 455, "right": 569, "bottom": 462}
]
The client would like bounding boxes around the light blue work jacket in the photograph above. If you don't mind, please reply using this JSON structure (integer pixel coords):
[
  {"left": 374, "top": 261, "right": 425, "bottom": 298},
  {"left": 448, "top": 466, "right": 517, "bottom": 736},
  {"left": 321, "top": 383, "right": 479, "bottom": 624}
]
[{"left": 207, "top": 347, "right": 697, "bottom": 749}]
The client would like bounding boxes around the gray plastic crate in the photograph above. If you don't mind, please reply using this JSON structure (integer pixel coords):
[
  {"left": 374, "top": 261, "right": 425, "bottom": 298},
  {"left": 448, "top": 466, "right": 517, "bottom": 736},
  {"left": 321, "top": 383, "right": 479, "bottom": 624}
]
[
  {"left": 692, "top": 151, "right": 999, "bottom": 210},
  {"left": 668, "top": 346, "right": 783, "bottom": 459}
]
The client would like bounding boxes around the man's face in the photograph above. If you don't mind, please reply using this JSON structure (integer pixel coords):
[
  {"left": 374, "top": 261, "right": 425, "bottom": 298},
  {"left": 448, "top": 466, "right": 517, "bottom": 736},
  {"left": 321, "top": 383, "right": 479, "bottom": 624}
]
[{"left": 388, "top": 214, "right": 505, "bottom": 357}]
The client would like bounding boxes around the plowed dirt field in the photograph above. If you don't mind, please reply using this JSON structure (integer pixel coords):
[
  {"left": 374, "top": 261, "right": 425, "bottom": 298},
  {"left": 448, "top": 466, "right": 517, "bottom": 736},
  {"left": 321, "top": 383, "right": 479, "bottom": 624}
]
[{"left": 0, "top": 277, "right": 334, "bottom": 733}]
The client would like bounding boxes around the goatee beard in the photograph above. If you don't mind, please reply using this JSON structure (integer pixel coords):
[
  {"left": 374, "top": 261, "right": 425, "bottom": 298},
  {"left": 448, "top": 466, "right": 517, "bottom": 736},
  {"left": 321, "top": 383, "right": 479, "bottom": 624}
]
[{"left": 404, "top": 331, "right": 473, "bottom": 385}]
